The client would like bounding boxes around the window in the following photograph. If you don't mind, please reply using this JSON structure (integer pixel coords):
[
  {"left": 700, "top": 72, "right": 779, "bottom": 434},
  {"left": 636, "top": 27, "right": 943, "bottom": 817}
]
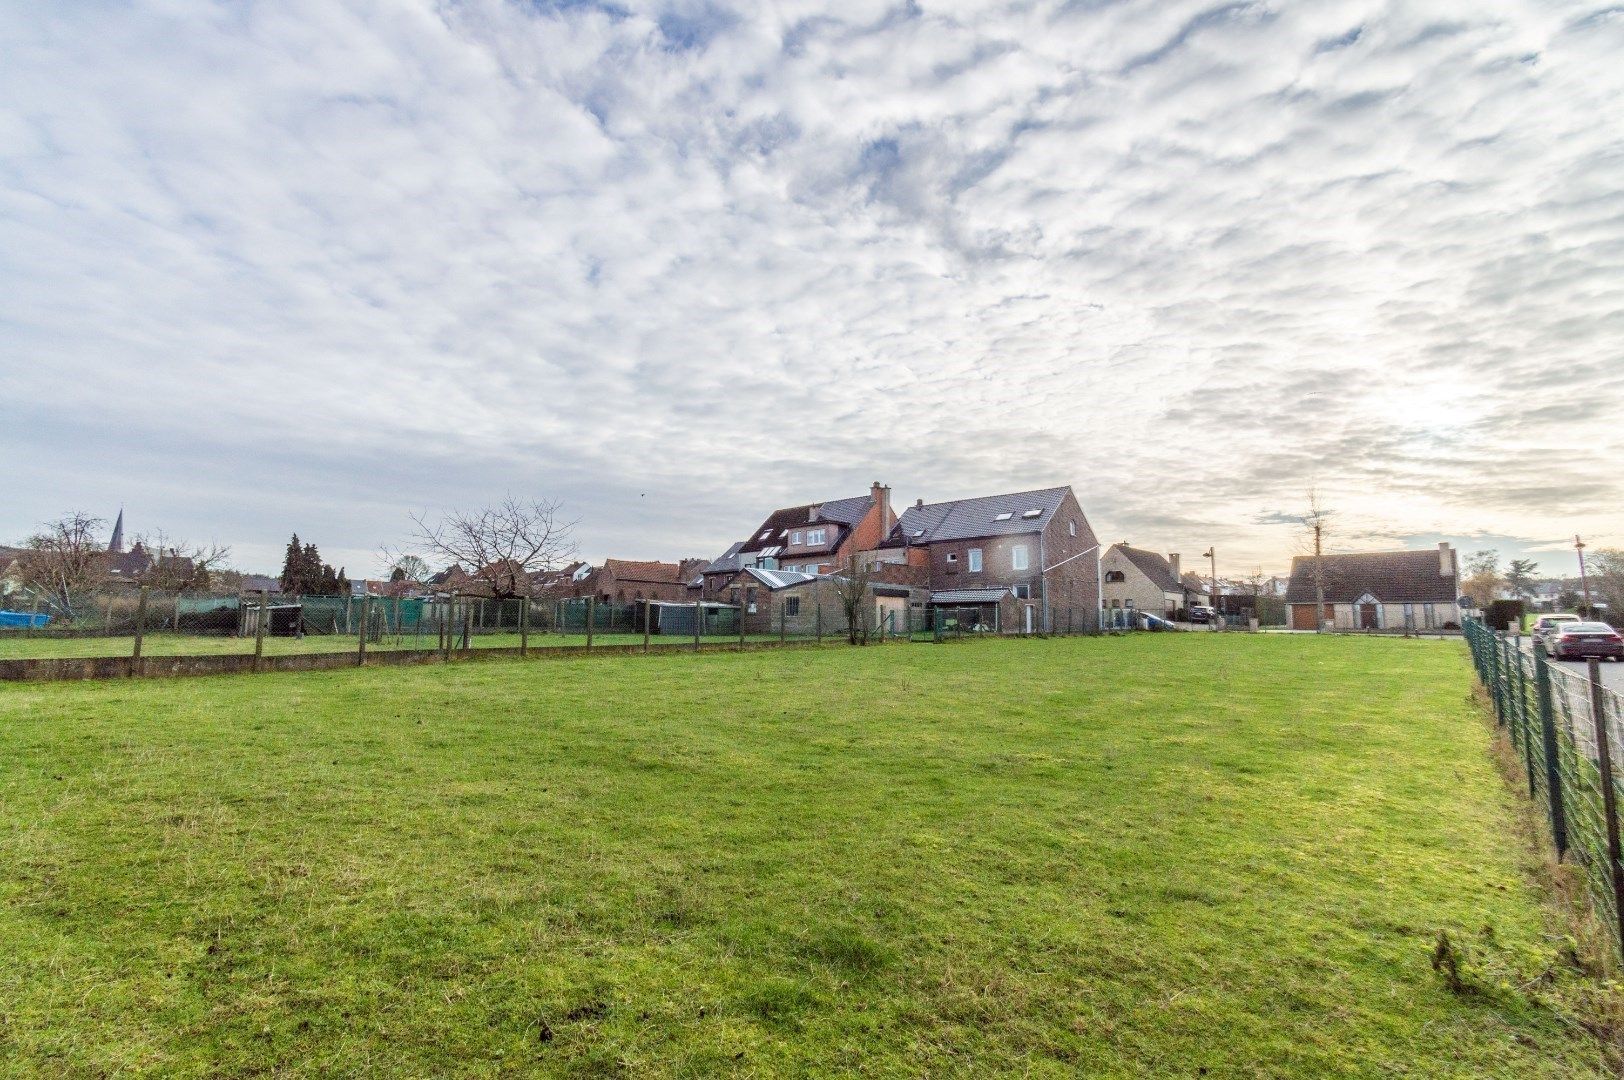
[
  {"left": 911, "top": 529, "right": 925, "bottom": 538},
  {"left": 791, "top": 531, "right": 803, "bottom": 545},
  {"left": 785, "top": 596, "right": 801, "bottom": 616},
  {"left": 778, "top": 529, "right": 788, "bottom": 538},
  {"left": 807, "top": 528, "right": 827, "bottom": 545},
  {"left": 994, "top": 511, "right": 1013, "bottom": 521},
  {"left": 1104, "top": 570, "right": 1125, "bottom": 583},
  {"left": 759, "top": 530, "right": 772, "bottom": 540},
  {"left": 1012, "top": 545, "right": 1029, "bottom": 571},
  {"left": 1423, "top": 602, "right": 1436, "bottom": 629},
  {"left": 1069, "top": 520, "right": 1077, "bottom": 536},
  {"left": 1013, "top": 584, "right": 1031, "bottom": 599},
  {"left": 945, "top": 553, "right": 958, "bottom": 574},
  {"left": 1021, "top": 509, "right": 1042, "bottom": 519},
  {"left": 968, "top": 548, "right": 983, "bottom": 572}
]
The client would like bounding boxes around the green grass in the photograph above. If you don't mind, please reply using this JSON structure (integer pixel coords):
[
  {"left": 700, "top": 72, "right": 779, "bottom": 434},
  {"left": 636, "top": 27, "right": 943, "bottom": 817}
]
[
  {"left": 0, "top": 630, "right": 790, "bottom": 659},
  {"left": 0, "top": 636, "right": 1614, "bottom": 1076}
]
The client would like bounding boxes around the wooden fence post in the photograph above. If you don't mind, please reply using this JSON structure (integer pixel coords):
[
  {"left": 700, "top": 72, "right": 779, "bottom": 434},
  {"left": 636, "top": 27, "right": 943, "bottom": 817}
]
[
  {"left": 815, "top": 595, "right": 822, "bottom": 644},
  {"left": 131, "top": 586, "right": 149, "bottom": 676},
  {"left": 586, "top": 597, "right": 595, "bottom": 649},
  {"left": 737, "top": 600, "right": 746, "bottom": 650},
  {"left": 692, "top": 599, "right": 701, "bottom": 651},
  {"left": 642, "top": 600, "right": 651, "bottom": 653},
  {"left": 254, "top": 590, "right": 268, "bottom": 673},
  {"left": 1535, "top": 641, "right": 1567, "bottom": 858},
  {"left": 358, "top": 595, "right": 369, "bottom": 665},
  {"left": 1587, "top": 656, "right": 1624, "bottom": 963},
  {"left": 462, "top": 601, "right": 472, "bottom": 651},
  {"left": 779, "top": 598, "right": 786, "bottom": 644},
  {"left": 520, "top": 597, "right": 530, "bottom": 657}
]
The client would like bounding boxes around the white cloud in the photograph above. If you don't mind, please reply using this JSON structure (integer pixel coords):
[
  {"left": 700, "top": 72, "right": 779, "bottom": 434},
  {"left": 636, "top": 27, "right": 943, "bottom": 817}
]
[{"left": 2, "top": 0, "right": 1620, "bottom": 576}]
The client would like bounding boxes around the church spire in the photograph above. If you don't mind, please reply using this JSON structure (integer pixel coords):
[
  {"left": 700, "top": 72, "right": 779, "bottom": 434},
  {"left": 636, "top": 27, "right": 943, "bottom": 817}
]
[{"left": 108, "top": 508, "right": 125, "bottom": 553}]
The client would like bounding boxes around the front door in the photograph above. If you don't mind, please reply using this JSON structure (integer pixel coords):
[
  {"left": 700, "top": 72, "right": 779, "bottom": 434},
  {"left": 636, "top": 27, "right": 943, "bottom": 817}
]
[{"left": 1360, "top": 603, "right": 1378, "bottom": 629}]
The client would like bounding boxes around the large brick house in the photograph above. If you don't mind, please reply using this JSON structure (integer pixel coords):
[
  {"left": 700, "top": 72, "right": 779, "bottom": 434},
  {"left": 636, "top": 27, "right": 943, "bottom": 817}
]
[
  {"left": 1284, "top": 543, "right": 1461, "bottom": 631},
  {"left": 871, "top": 485, "right": 1100, "bottom": 633},
  {"left": 700, "top": 482, "right": 896, "bottom": 595},
  {"left": 1100, "top": 545, "right": 1211, "bottom": 621}
]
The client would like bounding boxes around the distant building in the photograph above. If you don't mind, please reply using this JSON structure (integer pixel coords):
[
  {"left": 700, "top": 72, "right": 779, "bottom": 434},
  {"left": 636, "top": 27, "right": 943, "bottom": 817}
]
[
  {"left": 1285, "top": 543, "right": 1460, "bottom": 631},
  {"left": 1100, "top": 545, "right": 1211, "bottom": 620}
]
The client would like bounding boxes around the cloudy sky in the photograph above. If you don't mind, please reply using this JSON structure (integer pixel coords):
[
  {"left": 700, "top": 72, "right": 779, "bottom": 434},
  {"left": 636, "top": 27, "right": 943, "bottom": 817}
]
[{"left": 3, "top": 0, "right": 1621, "bottom": 578}]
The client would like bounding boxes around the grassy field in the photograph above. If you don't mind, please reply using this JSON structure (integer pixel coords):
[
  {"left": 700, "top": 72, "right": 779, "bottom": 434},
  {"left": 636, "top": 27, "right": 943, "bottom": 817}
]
[
  {"left": 0, "top": 630, "right": 796, "bottom": 659},
  {"left": 0, "top": 635, "right": 1615, "bottom": 1076}
]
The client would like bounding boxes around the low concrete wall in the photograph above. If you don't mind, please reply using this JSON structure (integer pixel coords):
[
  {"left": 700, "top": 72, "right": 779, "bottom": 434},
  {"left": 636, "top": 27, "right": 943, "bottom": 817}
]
[{"left": 0, "top": 637, "right": 839, "bottom": 683}]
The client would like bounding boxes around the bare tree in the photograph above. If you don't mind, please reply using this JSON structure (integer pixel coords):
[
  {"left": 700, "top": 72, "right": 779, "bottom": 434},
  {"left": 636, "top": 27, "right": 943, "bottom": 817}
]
[
  {"left": 131, "top": 530, "right": 232, "bottom": 592},
  {"left": 831, "top": 556, "right": 877, "bottom": 645},
  {"left": 405, "top": 497, "right": 577, "bottom": 601},
  {"left": 388, "top": 554, "right": 433, "bottom": 585},
  {"left": 18, "top": 511, "right": 107, "bottom": 619}
]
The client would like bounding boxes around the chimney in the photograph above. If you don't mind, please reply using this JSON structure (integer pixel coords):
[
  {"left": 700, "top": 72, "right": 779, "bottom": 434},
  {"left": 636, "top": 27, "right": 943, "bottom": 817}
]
[
  {"left": 871, "top": 481, "right": 892, "bottom": 536},
  {"left": 915, "top": 498, "right": 924, "bottom": 508},
  {"left": 1168, "top": 553, "right": 1180, "bottom": 585},
  {"left": 1439, "top": 541, "right": 1452, "bottom": 577}
]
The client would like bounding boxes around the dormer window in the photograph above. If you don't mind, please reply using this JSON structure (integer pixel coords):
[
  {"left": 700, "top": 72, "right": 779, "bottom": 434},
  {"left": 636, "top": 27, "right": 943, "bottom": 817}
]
[
  {"left": 791, "top": 531, "right": 803, "bottom": 545},
  {"left": 807, "top": 528, "right": 827, "bottom": 546}
]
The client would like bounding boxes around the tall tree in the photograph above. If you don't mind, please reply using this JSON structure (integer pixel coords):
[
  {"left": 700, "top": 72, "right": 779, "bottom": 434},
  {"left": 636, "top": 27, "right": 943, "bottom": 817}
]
[
  {"left": 1503, "top": 559, "right": 1539, "bottom": 601},
  {"left": 280, "top": 534, "right": 304, "bottom": 594},
  {"left": 131, "top": 529, "right": 231, "bottom": 592},
  {"left": 1461, "top": 548, "right": 1501, "bottom": 610},
  {"left": 403, "top": 496, "right": 576, "bottom": 601},
  {"left": 1590, "top": 549, "right": 1624, "bottom": 626},
  {"left": 1298, "top": 492, "right": 1333, "bottom": 632},
  {"left": 18, "top": 511, "right": 107, "bottom": 619}
]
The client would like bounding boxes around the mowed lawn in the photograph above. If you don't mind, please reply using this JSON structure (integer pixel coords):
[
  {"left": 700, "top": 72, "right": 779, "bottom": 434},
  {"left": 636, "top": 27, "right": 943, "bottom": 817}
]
[{"left": 0, "top": 636, "right": 1613, "bottom": 1076}]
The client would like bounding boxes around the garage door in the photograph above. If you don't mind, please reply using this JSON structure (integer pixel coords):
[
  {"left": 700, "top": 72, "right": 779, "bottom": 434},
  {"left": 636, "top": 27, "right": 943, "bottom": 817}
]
[{"left": 1291, "top": 604, "right": 1318, "bottom": 630}]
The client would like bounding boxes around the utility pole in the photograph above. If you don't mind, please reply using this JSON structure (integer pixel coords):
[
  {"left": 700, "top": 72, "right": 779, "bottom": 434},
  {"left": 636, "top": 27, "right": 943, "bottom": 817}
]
[
  {"left": 1202, "top": 547, "right": 1219, "bottom": 631},
  {"left": 1577, "top": 534, "right": 1594, "bottom": 617},
  {"left": 1313, "top": 521, "right": 1326, "bottom": 633}
]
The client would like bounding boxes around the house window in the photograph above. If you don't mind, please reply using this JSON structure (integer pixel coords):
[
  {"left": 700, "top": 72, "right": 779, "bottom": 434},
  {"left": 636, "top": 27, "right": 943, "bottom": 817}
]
[
  {"left": 1021, "top": 509, "right": 1042, "bottom": 519},
  {"left": 1013, "top": 584, "right": 1031, "bottom": 599},
  {"left": 968, "top": 548, "right": 983, "bottom": 572},
  {"left": 1402, "top": 602, "right": 1414, "bottom": 628},
  {"left": 1423, "top": 602, "right": 1436, "bottom": 629},
  {"left": 791, "top": 531, "right": 803, "bottom": 545},
  {"left": 785, "top": 596, "right": 801, "bottom": 616},
  {"left": 759, "top": 530, "right": 772, "bottom": 540},
  {"left": 1069, "top": 520, "right": 1077, "bottom": 536},
  {"left": 1012, "top": 545, "right": 1029, "bottom": 571},
  {"left": 945, "top": 553, "right": 958, "bottom": 575},
  {"left": 994, "top": 512, "right": 1013, "bottom": 522},
  {"left": 1104, "top": 570, "right": 1125, "bottom": 583},
  {"left": 807, "top": 528, "right": 827, "bottom": 545}
]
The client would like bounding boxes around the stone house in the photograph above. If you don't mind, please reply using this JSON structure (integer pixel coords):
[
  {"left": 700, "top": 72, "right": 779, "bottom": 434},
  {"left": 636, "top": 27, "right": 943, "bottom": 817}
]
[
  {"left": 1284, "top": 543, "right": 1461, "bottom": 631},
  {"left": 1100, "top": 545, "right": 1211, "bottom": 620}
]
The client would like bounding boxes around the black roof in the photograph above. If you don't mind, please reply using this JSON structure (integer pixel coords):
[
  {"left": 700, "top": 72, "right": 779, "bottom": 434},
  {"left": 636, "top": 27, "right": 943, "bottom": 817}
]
[
  {"left": 883, "top": 487, "right": 1070, "bottom": 547},
  {"left": 1284, "top": 549, "right": 1457, "bottom": 604}
]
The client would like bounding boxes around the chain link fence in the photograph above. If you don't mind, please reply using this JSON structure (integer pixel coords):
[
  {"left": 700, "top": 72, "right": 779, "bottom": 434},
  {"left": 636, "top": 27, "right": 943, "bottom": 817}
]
[{"left": 1464, "top": 617, "right": 1624, "bottom": 962}]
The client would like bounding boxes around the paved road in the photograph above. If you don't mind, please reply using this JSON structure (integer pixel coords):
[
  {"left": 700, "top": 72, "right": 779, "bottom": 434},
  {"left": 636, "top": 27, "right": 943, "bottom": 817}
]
[{"left": 1514, "top": 636, "right": 1624, "bottom": 693}]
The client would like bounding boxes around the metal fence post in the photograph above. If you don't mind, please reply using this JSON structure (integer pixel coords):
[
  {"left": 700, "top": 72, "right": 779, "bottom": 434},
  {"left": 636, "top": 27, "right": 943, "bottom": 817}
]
[
  {"left": 131, "top": 586, "right": 148, "bottom": 676},
  {"left": 1587, "top": 657, "right": 1624, "bottom": 962},
  {"left": 1535, "top": 640, "right": 1568, "bottom": 858},
  {"left": 1512, "top": 639, "right": 1536, "bottom": 796},
  {"left": 1489, "top": 633, "right": 1506, "bottom": 730},
  {"left": 736, "top": 600, "right": 745, "bottom": 650},
  {"left": 520, "top": 597, "right": 530, "bottom": 657},
  {"left": 692, "top": 599, "right": 701, "bottom": 652},
  {"left": 586, "top": 596, "right": 595, "bottom": 649},
  {"left": 642, "top": 600, "right": 651, "bottom": 653}
]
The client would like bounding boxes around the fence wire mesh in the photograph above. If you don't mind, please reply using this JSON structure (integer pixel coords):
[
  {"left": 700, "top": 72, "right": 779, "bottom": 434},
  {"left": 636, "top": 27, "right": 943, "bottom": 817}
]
[{"left": 1465, "top": 617, "right": 1624, "bottom": 961}]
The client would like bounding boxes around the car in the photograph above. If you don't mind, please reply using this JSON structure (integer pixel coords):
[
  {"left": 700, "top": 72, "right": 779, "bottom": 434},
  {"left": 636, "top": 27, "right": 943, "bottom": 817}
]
[
  {"left": 1186, "top": 605, "right": 1213, "bottom": 624},
  {"left": 1548, "top": 622, "right": 1624, "bottom": 661},
  {"left": 1532, "top": 613, "right": 1582, "bottom": 646}
]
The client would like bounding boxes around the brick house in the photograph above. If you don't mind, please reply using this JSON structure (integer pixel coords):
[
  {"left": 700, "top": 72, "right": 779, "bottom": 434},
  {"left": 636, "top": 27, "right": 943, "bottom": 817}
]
[
  {"left": 871, "top": 486, "right": 1101, "bottom": 633},
  {"left": 721, "top": 567, "right": 927, "bottom": 637},
  {"left": 699, "top": 482, "right": 897, "bottom": 595},
  {"left": 1100, "top": 545, "right": 1211, "bottom": 621},
  {"left": 587, "top": 558, "right": 707, "bottom": 604},
  {"left": 1284, "top": 543, "right": 1461, "bottom": 631}
]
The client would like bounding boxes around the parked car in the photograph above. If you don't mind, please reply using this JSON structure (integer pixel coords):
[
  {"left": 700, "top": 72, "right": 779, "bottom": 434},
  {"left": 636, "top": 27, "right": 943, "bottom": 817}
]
[
  {"left": 1186, "top": 605, "right": 1213, "bottom": 624},
  {"left": 1549, "top": 622, "right": 1624, "bottom": 661},
  {"left": 1531, "top": 613, "right": 1581, "bottom": 646}
]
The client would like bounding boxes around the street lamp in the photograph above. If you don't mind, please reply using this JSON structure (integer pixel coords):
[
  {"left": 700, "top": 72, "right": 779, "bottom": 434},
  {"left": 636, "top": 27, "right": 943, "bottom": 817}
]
[{"left": 1202, "top": 547, "right": 1219, "bottom": 631}]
